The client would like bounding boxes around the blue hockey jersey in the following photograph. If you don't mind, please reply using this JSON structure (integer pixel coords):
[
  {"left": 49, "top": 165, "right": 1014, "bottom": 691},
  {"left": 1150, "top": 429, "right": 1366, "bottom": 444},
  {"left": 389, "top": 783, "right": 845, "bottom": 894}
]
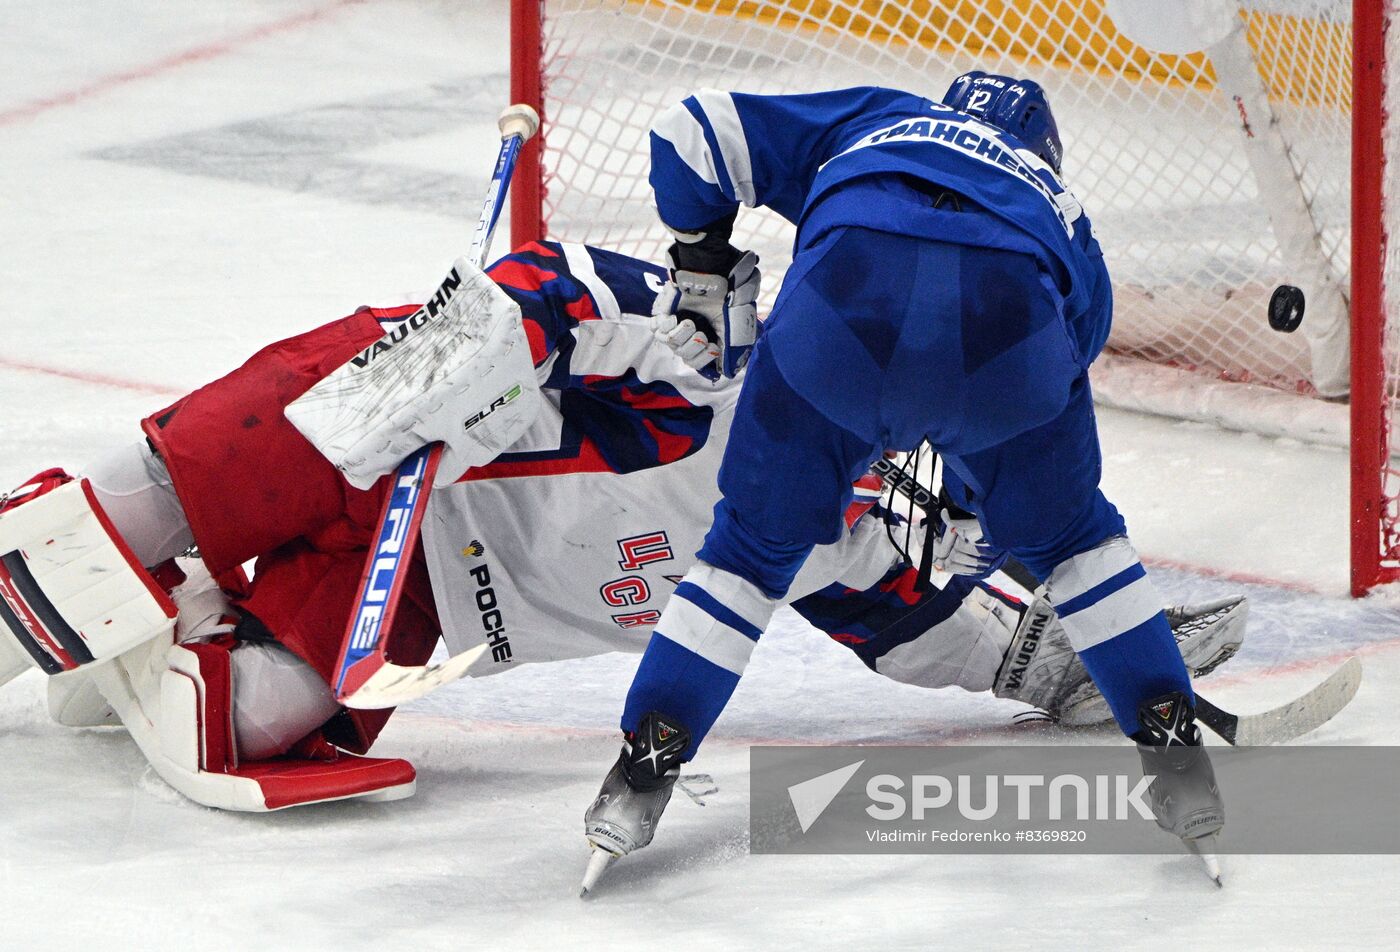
[{"left": 648, "top": 86, "right": 1112, "bottom": 358}]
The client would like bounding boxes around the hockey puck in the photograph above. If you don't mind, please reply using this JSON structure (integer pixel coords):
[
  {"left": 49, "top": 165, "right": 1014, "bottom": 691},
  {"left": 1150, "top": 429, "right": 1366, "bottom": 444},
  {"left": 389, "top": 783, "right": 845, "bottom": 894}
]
[{"left": 1268, "top": 284, "right": 1305, "bottom": 333}]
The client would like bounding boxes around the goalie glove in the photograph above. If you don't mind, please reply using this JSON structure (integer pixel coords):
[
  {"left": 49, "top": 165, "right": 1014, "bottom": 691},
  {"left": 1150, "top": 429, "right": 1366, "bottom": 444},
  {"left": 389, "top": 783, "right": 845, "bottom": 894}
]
[
  {"left": 652, "top": 243, "right": 759, "bottom": 380},
  {"left": 924, "top": 507, "right": 1005, "bottom": 577}
]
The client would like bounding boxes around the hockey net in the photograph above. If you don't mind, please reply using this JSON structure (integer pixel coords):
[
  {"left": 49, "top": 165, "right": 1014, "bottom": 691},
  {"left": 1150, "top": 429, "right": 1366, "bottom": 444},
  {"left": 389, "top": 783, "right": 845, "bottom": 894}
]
[{"left": 510, "top": 0, "right": 1399, "bottom": 593}]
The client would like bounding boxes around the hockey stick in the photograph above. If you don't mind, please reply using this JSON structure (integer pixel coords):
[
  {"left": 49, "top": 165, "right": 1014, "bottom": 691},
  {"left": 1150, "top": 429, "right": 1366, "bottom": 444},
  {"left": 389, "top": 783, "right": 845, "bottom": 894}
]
[
  {"left": 331, "top": 104, "right": 540, "bottom": 710},
  {"left": 872, "top": 452, "right": 1362, "bottom": 745},
  {"left": 1193, "top": 657, "right": 1362, "bottom": 746}
]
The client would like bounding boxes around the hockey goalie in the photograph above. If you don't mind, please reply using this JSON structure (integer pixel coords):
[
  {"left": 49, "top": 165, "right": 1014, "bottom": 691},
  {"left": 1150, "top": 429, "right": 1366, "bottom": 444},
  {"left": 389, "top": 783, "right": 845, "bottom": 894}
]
[{"left": 0, "top": 241, "right": 1246, "bottom": 811}]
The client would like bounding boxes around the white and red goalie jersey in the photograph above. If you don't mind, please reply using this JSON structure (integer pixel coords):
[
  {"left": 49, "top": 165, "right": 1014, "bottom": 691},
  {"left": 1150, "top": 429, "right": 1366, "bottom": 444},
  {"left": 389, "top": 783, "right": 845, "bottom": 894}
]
[{"left": 423, "top": 241, "right": 902, "bottom": 672}]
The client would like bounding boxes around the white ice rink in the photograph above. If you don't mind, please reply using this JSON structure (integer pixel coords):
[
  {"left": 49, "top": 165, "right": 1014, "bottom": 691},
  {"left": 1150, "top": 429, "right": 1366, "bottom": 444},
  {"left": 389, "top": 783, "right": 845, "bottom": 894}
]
[{"left": 1, "top": 2, "right": 1397, "bottom": 949}]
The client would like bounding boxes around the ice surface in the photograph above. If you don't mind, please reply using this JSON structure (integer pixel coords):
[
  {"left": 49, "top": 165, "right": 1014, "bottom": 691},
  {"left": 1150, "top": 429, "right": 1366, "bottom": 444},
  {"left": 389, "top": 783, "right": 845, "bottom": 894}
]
[{"left": 1, "top": 3, "right": 1396, "bottom": 949}]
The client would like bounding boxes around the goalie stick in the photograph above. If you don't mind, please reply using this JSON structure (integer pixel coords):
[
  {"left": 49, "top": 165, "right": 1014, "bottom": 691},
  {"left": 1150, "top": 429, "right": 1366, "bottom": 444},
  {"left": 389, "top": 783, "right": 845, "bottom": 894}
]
[
  {"left": 330, "top": 104, "right": 539, "bottom": 710},
  {"left": 872, "top": 450, "right": 1362, "bottom": 746}
]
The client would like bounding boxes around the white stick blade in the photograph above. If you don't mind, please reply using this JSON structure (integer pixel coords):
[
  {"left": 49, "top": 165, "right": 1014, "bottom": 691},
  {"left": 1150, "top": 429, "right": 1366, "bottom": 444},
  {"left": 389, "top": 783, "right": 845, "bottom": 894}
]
[
  {"left": 341, "top": 643, "right": 489, "bottom": 709},
  {"left": 1234, "top": 657, "right": 1362, "bottom": 746}
]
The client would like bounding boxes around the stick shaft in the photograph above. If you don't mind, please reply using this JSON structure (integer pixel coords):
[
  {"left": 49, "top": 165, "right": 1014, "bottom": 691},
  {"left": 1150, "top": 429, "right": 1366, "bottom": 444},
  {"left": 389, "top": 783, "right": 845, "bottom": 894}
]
[
  {"left": 469, "top": 130, "right": 528, "bottom": 269},
  {"left": 332, "top": 124, "right": 530, "bottom": 703}
]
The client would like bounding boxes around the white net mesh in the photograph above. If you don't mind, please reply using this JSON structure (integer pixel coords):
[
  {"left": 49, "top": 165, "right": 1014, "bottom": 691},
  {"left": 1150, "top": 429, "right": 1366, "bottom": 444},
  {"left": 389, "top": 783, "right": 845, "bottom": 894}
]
[{"left": 531, "top": 0, "right": 1352, "bottom": 395}]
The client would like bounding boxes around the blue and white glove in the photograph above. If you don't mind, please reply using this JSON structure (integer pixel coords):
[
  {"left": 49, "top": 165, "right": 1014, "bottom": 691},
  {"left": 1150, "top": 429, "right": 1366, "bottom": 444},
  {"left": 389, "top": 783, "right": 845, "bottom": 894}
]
[
  {"left": 927, "top": 507, "right": 1006, "bottom": 577},
  {"left": 652, "top": 245, "right": 759, "bottom": 380}
]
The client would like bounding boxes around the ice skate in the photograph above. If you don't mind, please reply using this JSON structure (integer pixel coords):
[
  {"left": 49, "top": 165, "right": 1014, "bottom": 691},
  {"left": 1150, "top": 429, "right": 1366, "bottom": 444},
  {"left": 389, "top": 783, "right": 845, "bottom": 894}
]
[
  {"left": 580, "top": 711, "right": 689, "bottom": 897},
  {"left": 1134, "top": 691, "right": 1225, "bottom": 886}
]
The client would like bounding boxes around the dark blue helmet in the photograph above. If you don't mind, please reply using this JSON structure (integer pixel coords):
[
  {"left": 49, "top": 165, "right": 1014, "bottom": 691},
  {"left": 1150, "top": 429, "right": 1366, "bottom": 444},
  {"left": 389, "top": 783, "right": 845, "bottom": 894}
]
[{"left": 942, "top": 71, "right": 1063, "bottom": 174}]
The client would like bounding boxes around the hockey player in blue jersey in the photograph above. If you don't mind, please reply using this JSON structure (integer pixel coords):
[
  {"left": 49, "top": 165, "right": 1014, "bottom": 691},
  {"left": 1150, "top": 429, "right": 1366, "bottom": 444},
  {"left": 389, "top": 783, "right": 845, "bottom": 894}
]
[{"left": 581, "top": 74, "right": 1224, "bottom": 891}]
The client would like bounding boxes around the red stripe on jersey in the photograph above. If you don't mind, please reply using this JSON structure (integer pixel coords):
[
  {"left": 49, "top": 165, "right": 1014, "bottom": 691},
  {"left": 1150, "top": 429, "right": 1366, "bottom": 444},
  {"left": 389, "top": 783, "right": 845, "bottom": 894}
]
[
  {"left": 878, "top": 567, "right": 923, "bottom": 606},
  {"left": 642, "top": 419, "right": 694, "bottom": 464},
  {"left": 575, "top": 379, "right": 695, "bottom": 413},
  {"left": 843, "top": 497, "right": 876, "bottom": 529},
  {"left": 621, "top": 385, "right": 694, "bottom": 411},
  {"left": 564, "top": 292, "right": 600, "bottom": 323},
  {"left": 523, "top": 318, "right": 549, "bottom": 364},
  {"left": 488, "top": 258, "right": 558, "bottom": 294}
]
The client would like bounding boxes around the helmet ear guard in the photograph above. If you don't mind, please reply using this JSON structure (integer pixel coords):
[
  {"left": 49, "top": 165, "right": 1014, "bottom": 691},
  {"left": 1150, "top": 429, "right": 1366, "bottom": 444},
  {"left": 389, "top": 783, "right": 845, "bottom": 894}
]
[{"left": 942, "top": 71, "right": 1064, "bottom": 175}]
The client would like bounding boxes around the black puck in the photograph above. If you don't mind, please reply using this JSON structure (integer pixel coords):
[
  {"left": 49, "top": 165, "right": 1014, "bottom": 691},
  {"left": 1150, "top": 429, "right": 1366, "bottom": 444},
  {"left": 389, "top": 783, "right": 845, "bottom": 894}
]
[{"left": 1268, "top": 284, "right": 1305, "bottom": 332}]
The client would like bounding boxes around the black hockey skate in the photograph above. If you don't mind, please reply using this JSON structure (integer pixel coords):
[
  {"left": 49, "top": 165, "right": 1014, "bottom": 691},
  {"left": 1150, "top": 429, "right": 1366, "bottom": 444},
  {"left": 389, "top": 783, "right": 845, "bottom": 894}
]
[
  {"left": 1134, "top": 691, "right": 1225, "bottom": 886},
  {"left": 580, "top": 711, "right": 690, "bottom": 897}
]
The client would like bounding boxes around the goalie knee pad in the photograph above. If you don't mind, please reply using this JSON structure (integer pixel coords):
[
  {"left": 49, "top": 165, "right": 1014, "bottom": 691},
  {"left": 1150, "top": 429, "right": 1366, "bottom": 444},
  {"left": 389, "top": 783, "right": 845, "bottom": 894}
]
[
  {"left": 993, "top": 593, "right": 1248, "bottom": 725},
  {"left": 163, "top": 562, "right": 346, "bottom": 762},
  {"left": 0, "top": 470, "right": 177, "bottom": 679}
]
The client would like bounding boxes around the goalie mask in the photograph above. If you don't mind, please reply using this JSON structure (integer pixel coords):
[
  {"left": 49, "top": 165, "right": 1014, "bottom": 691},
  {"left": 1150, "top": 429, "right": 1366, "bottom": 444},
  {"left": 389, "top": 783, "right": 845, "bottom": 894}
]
[{"left": 942, "top": 70, "right": 1063, "bottom": 174}]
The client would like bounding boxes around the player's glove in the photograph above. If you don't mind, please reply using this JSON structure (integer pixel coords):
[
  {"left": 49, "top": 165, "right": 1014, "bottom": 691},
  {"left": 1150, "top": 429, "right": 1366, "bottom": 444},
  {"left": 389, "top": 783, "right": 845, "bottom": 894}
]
[
  {"left": 926, "top": 507, "right": 1006, "bottom": 577},
  {"left": 652, "top": 241, "right": 759, "bottom": 380}
]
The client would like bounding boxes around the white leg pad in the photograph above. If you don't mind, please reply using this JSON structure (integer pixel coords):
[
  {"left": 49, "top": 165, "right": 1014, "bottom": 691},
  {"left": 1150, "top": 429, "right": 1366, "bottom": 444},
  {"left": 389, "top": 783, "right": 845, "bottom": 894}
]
[
  {"left": 90, "top": 636, "right": 416, "bottom": 812},
  {"left": 1, "top": 633, "right": 30, "bottom": 687},
  {"left": 159, "top": 668, "right": 204, "bottom": 774},
  {"left": 0, "top": 479, "right": 176, "bottom": 675},
  {"left": 47, "top": 669, "right": 120, "bottom": 727}
]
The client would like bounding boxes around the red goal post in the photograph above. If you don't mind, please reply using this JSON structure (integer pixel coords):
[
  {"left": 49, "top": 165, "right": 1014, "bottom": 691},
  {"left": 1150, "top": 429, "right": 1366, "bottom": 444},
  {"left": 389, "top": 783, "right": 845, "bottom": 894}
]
[
  {"left": 511, "top": 0, "right": 1399, "bottom": 596},
  {"left": 1350, "top": 0, "right": 1394, "bottom": 595}
]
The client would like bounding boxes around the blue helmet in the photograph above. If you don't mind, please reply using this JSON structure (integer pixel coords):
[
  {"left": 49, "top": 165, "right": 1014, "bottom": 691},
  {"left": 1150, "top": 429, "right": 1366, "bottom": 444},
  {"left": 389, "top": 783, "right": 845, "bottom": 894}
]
[{"left": 942, "top": 71, "right": 1063, "bottom": 174}]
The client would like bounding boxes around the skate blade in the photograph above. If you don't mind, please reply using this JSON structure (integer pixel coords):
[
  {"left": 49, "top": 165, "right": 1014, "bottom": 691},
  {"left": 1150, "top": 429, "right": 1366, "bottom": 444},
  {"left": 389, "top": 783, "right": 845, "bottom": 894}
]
[
  {"left": 1186, "top": 833, "right": 1223, "bottom": 888},
  {"left": 579, "top": 847, "right": 617, "bottom": 899}
]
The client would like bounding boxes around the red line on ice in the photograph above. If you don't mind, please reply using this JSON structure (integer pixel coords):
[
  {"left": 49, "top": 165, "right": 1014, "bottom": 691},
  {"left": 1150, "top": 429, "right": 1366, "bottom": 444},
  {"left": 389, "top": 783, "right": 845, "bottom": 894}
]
[
  {"left": 1201, "top": 637, "right": 1400, "bottom": 692},
  {"left": 1141, "top": 555, "right": 1326, "bottom": 596},
  {"left": 0, "top": 0, "right": 366, "bottom": 128},
  {"left": 0, "top": 356, "right": 181, "bottom": 398}
]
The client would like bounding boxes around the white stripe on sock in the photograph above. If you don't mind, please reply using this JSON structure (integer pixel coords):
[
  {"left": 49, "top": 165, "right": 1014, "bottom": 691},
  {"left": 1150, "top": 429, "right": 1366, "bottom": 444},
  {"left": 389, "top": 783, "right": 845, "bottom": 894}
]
[{"left": 656, "top": 596, "right": 758, "bottom": 675}]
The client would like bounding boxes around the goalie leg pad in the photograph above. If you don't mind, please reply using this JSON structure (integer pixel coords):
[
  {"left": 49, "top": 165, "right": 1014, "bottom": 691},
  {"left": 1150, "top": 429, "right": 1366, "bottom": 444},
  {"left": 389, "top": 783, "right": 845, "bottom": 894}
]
[
  {"left": 47, "top": 669, "right": 120, "bottom": 727},
  {"left": 993, "top": 593, "right": 1249, "bottom": 725},
  {"left": 163, "top": 640, "right": 237, "bottom": 773},
  {"left": 0, "top": 473, "right": 176, "bottom": 676},
  {"left": 95, "top": 633, "right": 415, "bottom": 811},
  {"left": 1057, "top": 595, "right": 1249, "bottom": 725},
  {"left": 0, "top": 631, "right": 30, "bottom": 688}
]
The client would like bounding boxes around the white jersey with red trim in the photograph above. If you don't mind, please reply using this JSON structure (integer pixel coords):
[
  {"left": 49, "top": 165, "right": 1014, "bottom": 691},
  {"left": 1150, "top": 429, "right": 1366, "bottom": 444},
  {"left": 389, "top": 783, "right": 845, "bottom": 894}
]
[{"left": 419, "top": 241, "right": 899, "bottom": 674}]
